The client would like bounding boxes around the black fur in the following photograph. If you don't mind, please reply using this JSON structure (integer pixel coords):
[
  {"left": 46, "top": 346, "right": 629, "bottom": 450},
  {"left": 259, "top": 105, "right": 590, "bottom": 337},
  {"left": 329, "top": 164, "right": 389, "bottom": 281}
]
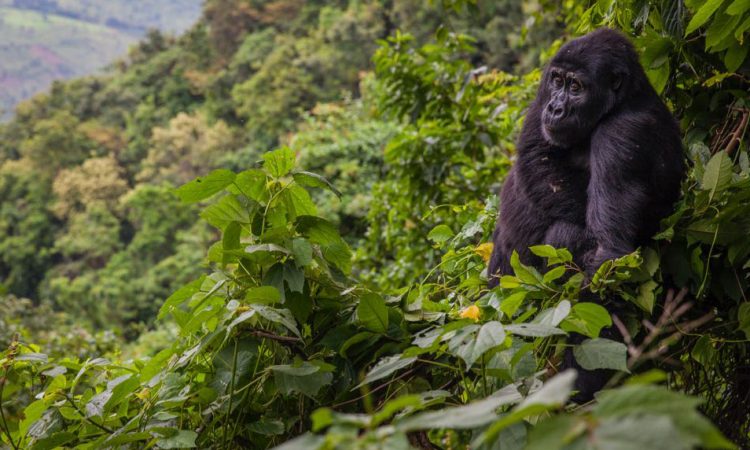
[{"left": 487, "top": 29, "right": 685, "bottom": 398}]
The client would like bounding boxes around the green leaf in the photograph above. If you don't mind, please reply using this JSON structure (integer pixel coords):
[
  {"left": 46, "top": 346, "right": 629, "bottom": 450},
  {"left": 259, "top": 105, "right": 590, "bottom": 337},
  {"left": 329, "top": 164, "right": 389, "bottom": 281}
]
[
  {"left": 271, "top": 433, "right": 324, "bottom": 450},
  {"left": 560, "top": 302, "right": 612, "bottom": 338},
  {"left": 646, "top": 61, "right": 670, "bottom": 94},
  {"left": 291, "top": 238, "right": 313, "bottom": 267},
  {"left": 529, "top": 245, "right": 557, "bottom": 258},
  {"left": 594, "top": 416, "right": 692, "bottom": 450},
  {"left": 234, "top": 169, "right": 267, "bottom": 202},
  {"left": 427, "top": 224, "right": 454, "bottom": 244},
  {"left": 253, "top": 306, "right": 301, "bottom": 337},
  {"left": 573, "top": 338, "right": 629, "bottom": 372},
  {"left": 271, "top": 362, "right": 333, "bottom": 396},
  {"left": 156, "top": 430, "right": 198, "bottom": 449},
  {"left": 510, "top": 251, "right": 544, "bottom": 285},
  {"left": 542, "top": 266, "right": 566, "bottom": 284},
  {"left": 534, "top": 300, "right": 571, "bottom": 327},
  {"left": 701, "top": 151, "right": 733, "bottom": 202},
  {"left": 282, "top": 184, "right": 317, "bottom": 219},
  {"left": 263, "top": 147, "right": 296, "bottom": 178},
  {"left": 159, "top": 277, "right": 205, "bottom": 320},
  {"left": 222, "top": 221, "right": 242, "bottom": 265},
  {"left": 500, "top": 291, "right": 526, "bottom": 318},
  {"left": 295, "top": 216, "right": 343, "bottom": 246},
  {"left": 453, "top": 321, "right": 506, "bottom": 368},
  {"left": 245, "top": 286, "right": 282, "bottom": 304},
  {"left": 635, "top": 279, "right": 658, "bottom": 313},
  {"left": 685, "top": 0, "right": 727, "bottom": 35},
  {"left": 724, "top": 41, "right": 749, "bottom": 72},
  {"left": 357, "top": 293, "right": 389, "bottom": 333},
  {"left": 293, "top": 171, "right": 342, "bottom": 198},
  {"left": 726, "top": 0, "right": 750, "bottom": 15},
  {"left": 505, "top": 323, "right": 566, "bottom": 337},
  {"left": 706, "top": 11, "right": 742, "bottom": 49},
  {"left": 31, "top": 432, "right": 77, "bottom": 450},
  {"left": 200, "top": 195, "right": 252, "bottom": 229},
  {"left": 526, "top": 416, "right": 583, "bottom": 450},
  {"left": 594, "top": 386, "right": 734, "bottom": 448},
  {"left": 397, "top": 383, "right": 522, "bottom": 431},
  {"left": 475, "top": 371, "right": 577, "bottom": 446},
  {"left": 357, "top": 355, "right": 418, "bottom": 388},
  {"left": 176, "top": 169, "right": 236, "bottom": 203}
]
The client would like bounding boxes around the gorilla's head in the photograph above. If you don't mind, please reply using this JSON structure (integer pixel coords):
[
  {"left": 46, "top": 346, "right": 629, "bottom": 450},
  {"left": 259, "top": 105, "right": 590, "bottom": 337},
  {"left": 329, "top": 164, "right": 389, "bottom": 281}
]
[{"left": 539, "top": 28, "right": 646, "bottom": 148}]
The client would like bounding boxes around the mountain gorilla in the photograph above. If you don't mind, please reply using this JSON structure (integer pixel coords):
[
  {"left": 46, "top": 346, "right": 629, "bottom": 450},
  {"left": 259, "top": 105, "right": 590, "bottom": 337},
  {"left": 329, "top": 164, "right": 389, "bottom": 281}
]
[{"left": 487, "top": 29, "right": 685, "bottom": 398}]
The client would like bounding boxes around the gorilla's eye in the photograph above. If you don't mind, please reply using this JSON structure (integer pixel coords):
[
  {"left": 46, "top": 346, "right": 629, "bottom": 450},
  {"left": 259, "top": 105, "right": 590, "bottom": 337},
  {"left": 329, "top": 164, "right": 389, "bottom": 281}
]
[
  {"left": 570, "top": 80, "right": 582, "bottom": 93},
  {"left": 552, "top": 75, "right": 563, "bottom": 88}
]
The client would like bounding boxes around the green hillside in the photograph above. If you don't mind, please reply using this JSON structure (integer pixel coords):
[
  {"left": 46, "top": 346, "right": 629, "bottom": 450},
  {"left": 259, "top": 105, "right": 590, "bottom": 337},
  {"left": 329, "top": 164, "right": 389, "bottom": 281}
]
[
  {"left": 0, "top": 0, "right": 201, "bottom": 119},
  {"left": 0, "top": 0, "right": 748, "bottom": 448}
]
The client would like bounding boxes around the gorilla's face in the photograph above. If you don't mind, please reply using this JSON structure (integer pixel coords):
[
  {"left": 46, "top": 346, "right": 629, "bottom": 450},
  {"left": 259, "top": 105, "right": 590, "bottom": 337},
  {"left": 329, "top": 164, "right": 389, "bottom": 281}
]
[{"left": 541, "top": 67, "right": 601, "bottom": 148}]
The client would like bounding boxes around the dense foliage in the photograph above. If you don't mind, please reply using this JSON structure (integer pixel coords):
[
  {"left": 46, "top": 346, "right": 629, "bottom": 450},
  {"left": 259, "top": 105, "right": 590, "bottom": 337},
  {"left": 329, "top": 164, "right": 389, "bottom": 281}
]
[{"left": 0, "top": 0, "right": 749, "bottom": 448}]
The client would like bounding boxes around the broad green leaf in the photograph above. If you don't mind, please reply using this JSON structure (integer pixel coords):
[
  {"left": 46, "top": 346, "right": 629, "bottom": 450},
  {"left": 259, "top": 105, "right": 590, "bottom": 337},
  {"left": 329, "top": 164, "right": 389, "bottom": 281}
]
[
  {"left": 245, "top": 286, "right": 282, "bottom": 304},
  {"left": 156, "top": 430, "right": 197, "bottom": 449},
  {"left": 271, "top": 433, "right": 324, "bottom": 450},
  {"left": 176, "top": 169, "right": 235, "bottom": 203},
  {"left": 705, "top": 11, "right": 742, "bottom": 49},
  {"left": 427, "top": 224, "right": 454, "bottom": 243},
  {"left": 222, "top": 221, "right": 241, "bottom": 265},
  {"left": 291, "top": 238, "right": 313, "bottom": 266},
  {"left": 724, "top": 41, "right": 749, "bottom": 72},
  {"left": 234, "top": 169, "right": 267, "bottom": 201},
  {"left": 253, "top": 305, "right": 301, "bottom": 337},
  {"left": 635, "top": 279, "right": 658, "bottom": 313},
  {"left": 357, "top": 293, "right": 389, "bottom": 333},
  {"left": 200, "top": 195, "right": 252, "bottom": 229},
  {"left": 534, "top": 300, "right": 570, "bottom": 327},
  {"left": 646, "top": 61, "right": 670, "bottom": 94},
  {"left": 542, "top": 266, "right": 566, "bottom": 284},
  {"left": 526, "top": 416, "right": 583, "bottom": 450},
  {"left": 31, "top": 432, "right": 77, "bottom": 450},
  {"left": 263, "top": 147, "right": 296, "bottom": 178},
  {"left": 701, "top": 151, "right": 733, "bottom": 202},
  {"left": 357, "top": 355, "right": 417, "bottom": 388},
  {"left": 500, "top": 291, "right": 526, "bottom": 318},
  {"left": 293, "top": 171, "right": 342, "bottom": 198},
  {"left": 295, "top": 216, "right": 343, "bottom": 246},
  {"left": 475, "top": 371, "right": 577, "bottom": 446},
  {"left": 505, "top": 323, "right": 566, "bottom": 337},
  {"left": 594, "top": 386, "right": 734, "bottom": 448},
  {"left": 271, "top": 362, "right": 333, "bottom": 396},
  {"left": 283, "top": 184, "right": 317, "bottom": 219},
  {"left": 529, "top": 244, "right": 557, "bottom": 258},
  {"left": 510, "top": 251, "right": 544, "bottom": 285},
  {"left": 573, "top": 338, "right": 629, "bottom": 372},
  {"left": 453, "top": 321, "right": 506, "bottom": 368},
  {"left": 561, "top": 302, "right": 612, "bottom": 338},
  {"left": 685, "top": 0, "right": 727, "bottom": 35},
  {"left": 397, "top": 383, "right": 522, "bottom": 431},
  {"left": 157, "top": 277, "right": 205, "bottom": 319},
  {"left": 593, "top": 416, "right": 692, "bottom": 450},
  {"left": 726, "top": 0, "right": 750, "bottom": 15}
]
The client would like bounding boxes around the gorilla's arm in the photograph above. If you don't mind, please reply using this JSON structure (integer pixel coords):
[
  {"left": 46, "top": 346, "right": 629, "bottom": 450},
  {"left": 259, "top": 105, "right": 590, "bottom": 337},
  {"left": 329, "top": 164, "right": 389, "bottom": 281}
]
[{"left": 585, "top": 112, "right": 653, "bottom": 271}]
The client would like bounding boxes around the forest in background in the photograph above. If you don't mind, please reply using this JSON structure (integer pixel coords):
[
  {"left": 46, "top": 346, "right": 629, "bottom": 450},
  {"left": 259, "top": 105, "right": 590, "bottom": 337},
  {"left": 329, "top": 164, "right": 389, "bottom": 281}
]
[
  {"left": 0, "top": 0, "right": 749, "bottom": 448},
  {"left": 0, "top": 0, "right": 202, "bottom": 119}
]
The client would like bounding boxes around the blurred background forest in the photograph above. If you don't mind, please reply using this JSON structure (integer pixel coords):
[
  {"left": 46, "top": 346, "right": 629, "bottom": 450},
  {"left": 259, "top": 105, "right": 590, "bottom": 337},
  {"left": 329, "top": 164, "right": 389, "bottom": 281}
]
[
  {"left": 0, "top": 0, "right": 202, "bottom": 120},
  {"left": 0, "top": 0, "right": 749, "bottom": 449}
]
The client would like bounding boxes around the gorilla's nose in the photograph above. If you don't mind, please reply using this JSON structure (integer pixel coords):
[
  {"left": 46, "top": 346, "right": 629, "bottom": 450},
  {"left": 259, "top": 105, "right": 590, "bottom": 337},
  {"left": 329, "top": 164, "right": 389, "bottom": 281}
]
[{"left": 547, "top": 103, "right": 565, "bottom": 120}]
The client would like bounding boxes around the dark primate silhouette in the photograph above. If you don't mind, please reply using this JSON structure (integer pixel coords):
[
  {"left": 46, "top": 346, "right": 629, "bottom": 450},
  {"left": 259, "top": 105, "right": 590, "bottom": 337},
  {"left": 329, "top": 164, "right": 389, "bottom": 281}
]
[{"left": 487, "top": 28, "right": 685, "bottom": 399}]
